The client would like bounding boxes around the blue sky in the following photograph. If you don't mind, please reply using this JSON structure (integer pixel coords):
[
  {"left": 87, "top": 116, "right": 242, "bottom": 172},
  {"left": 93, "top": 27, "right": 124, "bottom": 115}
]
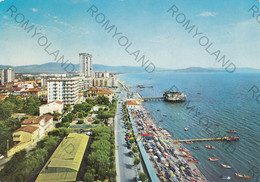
[{"left": 0, "top": 0, "right": 259, "bottom": 69}]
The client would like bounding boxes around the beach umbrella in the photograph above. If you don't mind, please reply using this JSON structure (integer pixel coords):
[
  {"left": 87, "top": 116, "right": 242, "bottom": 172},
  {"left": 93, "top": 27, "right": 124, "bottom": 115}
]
[
  {"left": 180, "top": 166, "right": 185, "bottom": 170},
  {"left": 153, "top": 156, "right": 158, "bottom": 159},
  {"left": 164, "top": 163, "right": 169, "bottom": 167}
]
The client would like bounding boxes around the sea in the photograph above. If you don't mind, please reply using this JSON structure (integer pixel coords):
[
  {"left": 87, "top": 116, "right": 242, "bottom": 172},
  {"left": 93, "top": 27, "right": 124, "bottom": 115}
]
[{"left": 118, "top": 71, "right": 260, "bottom": 182}]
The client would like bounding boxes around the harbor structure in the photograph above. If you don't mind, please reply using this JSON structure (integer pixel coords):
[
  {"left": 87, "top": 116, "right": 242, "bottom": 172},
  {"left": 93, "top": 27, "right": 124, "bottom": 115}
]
[{"left": 142, "top": 91, "right": 187, "bottom": 102}]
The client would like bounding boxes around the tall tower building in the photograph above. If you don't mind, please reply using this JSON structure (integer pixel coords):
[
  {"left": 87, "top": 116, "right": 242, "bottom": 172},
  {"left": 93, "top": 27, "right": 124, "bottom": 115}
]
[
  {"left": 1, "top": 68, "right": 15, "bottom": 85},
  {"left": 79, "top": 53, "right": 93, "bottom": 77}
]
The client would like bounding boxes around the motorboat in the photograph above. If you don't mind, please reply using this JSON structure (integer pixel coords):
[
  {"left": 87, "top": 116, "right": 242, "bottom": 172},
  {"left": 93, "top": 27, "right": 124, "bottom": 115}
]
[
  {"left": 193, "top": 146, "right": 200, "bottom": 150},
  {"left": 184, "top": 128, "right": 189, "bottom": 131},
  {"left": 221, "top": 164, "right": 231, "bottom": 169},
  {"left": 188, "top": 159, "right": 199, "bottom": 162},
  {"left": 244, "top": 175, "right": 251, "bottom": 179},
  {"left": 205, "top": 145, "right": 215, "bottom": 149},
  {"left": 235, "top": 173, "right": 243, "bottom": 178},
  {"left": 185, "top": 141, "right": 194, "bottom": 144},
  {"left": 208, "top": 157, "right": 219, "bottom": 161},
  {"left": 227, "top": 130, "right": 237, "bottom": 133},
  {"left": 221, "top": 176, "right": 231, "bottom": 180}
]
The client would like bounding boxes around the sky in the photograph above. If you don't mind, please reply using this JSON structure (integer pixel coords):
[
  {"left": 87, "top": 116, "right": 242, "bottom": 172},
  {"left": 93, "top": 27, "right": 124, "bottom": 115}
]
[{"left": 0, "top": 0, "right": 260, "bottom": 70}]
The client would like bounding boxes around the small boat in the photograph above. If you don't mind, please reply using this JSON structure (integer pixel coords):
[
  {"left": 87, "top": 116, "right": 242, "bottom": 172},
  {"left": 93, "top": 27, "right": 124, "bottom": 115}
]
[
  {"left": 162, "top": 114, "right": 167, "bottom": 117},
  {"left": 235, "top": 173, "right": 243, "bottom": 178},
  {"left": 197, "top": 92, "right": 201, "bottom": 95},
  {"left": 157, "top": 109, "right": 160, "bottom": 111},
  {"left": 188, "top": 159, "right": 199, "bottom": 162},
  {"left": 185, "top": 141, "right": 194, "bottom": 144},
  {"left": 208, "top": 157, "right": 219, "bottom": 161},
  {"left": 186, "top": 106, "right": 194, "bottom": 110},
  {"left": 184, "top": 128, "right": 189, "bottom": 131},
  {"left": 205, "top": 145, "right": 215, "bottom": 149},
  {"left": 221, "top": 164, "right": 231, "bottom": 169},
  {"left": 193, "top": 146, "right": 200, "bottom": 150},
  {"left": 182, "top": 155, "right": 193, "bottom": 158},
  {"left": 221, "top": 176, "right": 231, "bottom": 180},
  {"left": 227, "top": 130, "right": 237, "bottom": 133},
  {"left": 159, "top": 120, "right": 164, "bottom": 122},
  {"left": 244, "top": 175, "right": 251, "bottom": 179}
]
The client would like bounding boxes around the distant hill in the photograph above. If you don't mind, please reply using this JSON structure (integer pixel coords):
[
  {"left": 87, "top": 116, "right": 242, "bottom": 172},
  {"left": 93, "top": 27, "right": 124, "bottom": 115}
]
[
  {"left": 0, "top": 62, "right": 170, "bottom": 74},
  {"left": 172, "top": 67, "right": 221, "bottom": 72},
  {"left": 0, "top": 62, "right": 260, "bottom": 74}
]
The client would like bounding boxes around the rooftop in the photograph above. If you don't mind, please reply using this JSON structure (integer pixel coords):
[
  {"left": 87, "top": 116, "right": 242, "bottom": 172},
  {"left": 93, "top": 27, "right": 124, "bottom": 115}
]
[
  {"left": 22, "top": 114, "right": 53, "bottom": 124},
  {"left": 126, "top": 100, "right": 139, "bottom": 105},
  {"left": 14, "top": 125, "right": 38, "bottom": 134},
  {"left": 36, "top": 133, "right": 89, "bottom": 182},
  {"left": 96, "top": 90, "right": 114, "bottom": 95}
]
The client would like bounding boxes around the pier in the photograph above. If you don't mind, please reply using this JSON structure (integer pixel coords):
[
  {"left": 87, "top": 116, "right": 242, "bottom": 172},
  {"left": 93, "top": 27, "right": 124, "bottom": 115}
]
[
  {"left": 171, "top": 136, "right": 239, "bottom": 143},
  {"left": 142, "top": 97, "right": 164, "bottom": 101}
]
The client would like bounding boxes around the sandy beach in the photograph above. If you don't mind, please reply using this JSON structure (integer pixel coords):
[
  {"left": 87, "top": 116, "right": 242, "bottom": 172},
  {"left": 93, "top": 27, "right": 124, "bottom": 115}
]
[{"left": 129, "top": 103, "right": 208, "bottom": 182}]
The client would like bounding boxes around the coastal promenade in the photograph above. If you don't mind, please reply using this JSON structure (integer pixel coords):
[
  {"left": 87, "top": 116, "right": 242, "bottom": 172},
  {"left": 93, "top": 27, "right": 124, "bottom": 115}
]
[{"left": 115, "top": 86, "right": 137, "bottom": 182}]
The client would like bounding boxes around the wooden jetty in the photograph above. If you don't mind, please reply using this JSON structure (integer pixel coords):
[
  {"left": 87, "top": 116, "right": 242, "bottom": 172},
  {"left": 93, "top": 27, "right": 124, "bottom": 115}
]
[{"left": 172, "top": 136, "right": 239, "bottom": 143}]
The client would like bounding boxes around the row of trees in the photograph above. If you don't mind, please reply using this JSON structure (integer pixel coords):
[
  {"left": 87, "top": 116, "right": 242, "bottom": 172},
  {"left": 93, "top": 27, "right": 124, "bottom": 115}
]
[
  {"left": 84, "top": 127, "right": 116, "bottom": 181},
  {"left": 0, "top": 127, "right": 71, "bottom": 182},
  {"left": 0, "top": 117, "right": 20, "bottom": 154}
]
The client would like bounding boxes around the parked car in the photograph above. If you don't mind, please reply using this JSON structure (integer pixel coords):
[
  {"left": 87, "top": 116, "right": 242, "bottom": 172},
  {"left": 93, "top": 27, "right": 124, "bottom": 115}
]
[{"left": 0, "top": 154, "right": 4, "bottom": 160}]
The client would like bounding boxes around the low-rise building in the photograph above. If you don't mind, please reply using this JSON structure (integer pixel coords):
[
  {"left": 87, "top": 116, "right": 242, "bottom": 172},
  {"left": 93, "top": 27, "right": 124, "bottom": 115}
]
[
  {"left": 126, "top": 100, "right": 140, "bottom": 110},
  {"left": 39, "top": 101, "right": 64, "bottom": 116},
  {"left": 22, "top": 114, "right": 54, "bottom": 139},
  {"left": 13, "top": 125, "right": 39, "bottom": 143},
  {"left": 86, "top": 87, "right": 104, "bottom": 97},
  {"left": 96, "top": 90, "right": 114, "bottom": 102}
]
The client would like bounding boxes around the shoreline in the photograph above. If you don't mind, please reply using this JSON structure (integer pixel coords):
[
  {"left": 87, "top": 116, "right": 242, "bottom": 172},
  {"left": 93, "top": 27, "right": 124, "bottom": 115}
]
[
  {"left": 139, "top": 104, "right": 208, "bottom": 182},
  {"left": 122, "top": 82, "right": 208, "bottom": 181}
]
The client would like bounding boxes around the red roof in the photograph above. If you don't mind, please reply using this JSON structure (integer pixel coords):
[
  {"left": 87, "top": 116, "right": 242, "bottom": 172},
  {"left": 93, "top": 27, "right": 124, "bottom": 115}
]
[
  {"left": 15, "top": 87, "right": 23, "bottom": 90},
  {"left": 29, "top": 88, "right": 39, "bottom": 92},
  {"left": 22, "top": 114, "right": 53, "bottom": 124},
  {"left": 88, "top": 87, "right": 104, "bottom": 91},
  {"left": 126, "top": 100, "right": 138, "bottom": 105},
  {"left": 14, "top": 126, "right": 38, "bottom": 134},
  {"left": 97, "top": 90, "right": 114, "bottom": 95}
]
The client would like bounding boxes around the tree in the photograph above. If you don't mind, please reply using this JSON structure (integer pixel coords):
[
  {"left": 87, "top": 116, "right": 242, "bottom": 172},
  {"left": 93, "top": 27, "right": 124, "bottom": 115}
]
[
  {"left": 132, "top": 146, "right": 138, "bottom": 153},
  {"left": 134, "top": 157, "right": 140, "bottom": 166},
  {"left": 84, "top": 171, "right": 95, "bottom": 182},
  {"left": 96, "top": 95, "right": 110, "bottom": 106},
  {"left": 0, "top": 101, "right": 15, "bottom": 120},
  {"left": 139, "top": 172, "right": 147, "bottom": 182}
]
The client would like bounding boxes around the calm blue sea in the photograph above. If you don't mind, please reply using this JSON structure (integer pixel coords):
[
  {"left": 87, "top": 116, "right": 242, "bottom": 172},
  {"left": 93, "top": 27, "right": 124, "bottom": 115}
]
[{"left": 118, "top": 72, "right": 260, "bottom": 182}]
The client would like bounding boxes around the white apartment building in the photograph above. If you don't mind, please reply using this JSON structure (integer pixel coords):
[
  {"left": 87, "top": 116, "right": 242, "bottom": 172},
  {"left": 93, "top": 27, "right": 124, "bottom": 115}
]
[
  {"left": 79, "top": 53, "right": 93, "bottom": 77},
  {"left": 47, "top": 78, "right": 79, "bottom": 105},
  {"left": 1, "top": 68, "right": 15, "bottom": 85}
]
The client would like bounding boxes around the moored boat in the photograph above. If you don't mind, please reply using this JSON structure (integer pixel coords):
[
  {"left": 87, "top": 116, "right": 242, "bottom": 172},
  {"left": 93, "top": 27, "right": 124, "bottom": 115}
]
[
  {"left": 184, "top": 128, "right": 189, "bottom": 131},
  {"left": 188, "top": 159, "right": 199, "bottom": 162},
  {"left": 208, "top": 157, "right": 219, "bottom": 161},
  {"left": 244, "top": 175, "right": 251, "bottom": 179},
  {"left": 193, "top": 146, "right": 200, "bottom": 150},
  {"left": 235, "top": 173, "right": 243, "bottom": 178},
  {"left": 185, "top": 141, "right": 194, "bottom": 144},
  {"left": 221, "top": 176, "right": 231, "bottom": 180},
  {"left": 227, "top": 130, "right": 237, "bottom": 133},
  {"left": 205, "top": 145, "right": 215, "bottom": 149},
  {"left": 221, "top": 164, "right": 231, "bottom": 169},
  {"left": 182, "top": 155, "right": 193, "bottom": 158}
]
